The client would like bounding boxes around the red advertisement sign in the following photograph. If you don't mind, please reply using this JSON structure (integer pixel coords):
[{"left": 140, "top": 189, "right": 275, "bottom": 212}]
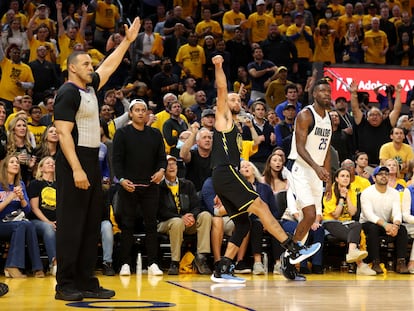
[{"left": 324, "top": 66, "right": 414, "bottom": 103}]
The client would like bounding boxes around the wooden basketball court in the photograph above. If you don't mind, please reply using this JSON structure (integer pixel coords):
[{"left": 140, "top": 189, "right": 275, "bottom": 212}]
[{"left": 1, "top": 271, "right": 413, "bottom": 310}]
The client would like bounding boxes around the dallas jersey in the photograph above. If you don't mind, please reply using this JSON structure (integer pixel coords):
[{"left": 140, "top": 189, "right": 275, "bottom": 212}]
[{"left": 288, "top": 105, "right": 332, "bottom": 167}]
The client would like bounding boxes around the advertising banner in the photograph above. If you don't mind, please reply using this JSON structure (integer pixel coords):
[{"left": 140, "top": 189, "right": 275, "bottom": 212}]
[{"left": 324, "top": 66, "right": 414, "bottom": 103}]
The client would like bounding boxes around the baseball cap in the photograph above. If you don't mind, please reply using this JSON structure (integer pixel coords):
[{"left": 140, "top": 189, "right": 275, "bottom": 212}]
[
  {"left": 37, "top": 4, "right": 47, "bottom": 9},
  {"left": 283, "top": 103, "right": 296, "bottom": 110},
  {"left": 256, "top": 0, "right": 266, "bottom": 5},
  {"left": 201, "top": 108, "right": 215, "bottom": 118},
  {"left": 372, "top": 166, "right": 389, "bottom": 176},
  {"left": 277, "top": 66, "right": 288, "bottom": 73},
  {"left": 295, "top": 12, "right": 304, "bottom": 18},
  {"left": 167, "top": 155, "right": 177, "bottom": 162},
  {"left": 128, "top": 99, "right": 147, "bottom": 111},
  {"left": 368, "top": 3, "right": 377, "bottom": 9}
]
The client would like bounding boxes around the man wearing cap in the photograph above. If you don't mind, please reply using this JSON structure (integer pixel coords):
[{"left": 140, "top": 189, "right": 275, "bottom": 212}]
[
  {"left": 200, "top": 108, "right": 215, "bottom": 131},
  {"left": 53, "top": 17, "right": 141, "bottom": 301},
  {"left": 31, "top": 3, "right": 57, "bottom": 38},
  {"left": 157, "top": 154, "right": 212, "bottom": 275},
  {"left": 245, "top": 0, "right": 275, "bottom": 44},
  {"left": 265, "top": 66, "right": 294, "bottom": 110},
  {"left": 113, "top": 98, "right": 166, "bottom": 278},
  {"left": 195, "top": 7, "right": 223, "bottom": 46},
  {"left": 291, "top": 0, "right": 314, "bottom": 28},
  {"left": 360, "top": 165, "right": 409, "bottom": 274},
  {"left": 275, "top": 103, "right": 296, "bottom": 155},
  {"left": 362, "top": 3, "right": 380, "bottom": 30}
]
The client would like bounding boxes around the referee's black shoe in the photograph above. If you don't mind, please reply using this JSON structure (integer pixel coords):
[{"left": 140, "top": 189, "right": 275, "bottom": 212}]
[{"left": 81, "top": 287, "right": 115, "bottom": 299}]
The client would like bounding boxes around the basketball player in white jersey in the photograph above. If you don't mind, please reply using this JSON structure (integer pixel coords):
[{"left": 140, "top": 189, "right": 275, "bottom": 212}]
[{"left": 288, "top": 78, "right": 332, "bottom": 249}]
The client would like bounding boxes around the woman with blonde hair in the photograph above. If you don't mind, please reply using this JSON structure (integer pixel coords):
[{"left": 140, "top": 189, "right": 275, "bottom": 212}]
[
  {"left": 0, "top": 154, "right": 44, "bottom": 278},
  {"left": 7, "top": 116, "right": 36, "bottom": 185},
  {"left": 385, "top": 158, "right": 406, "bottom": 192},
  {"left": 28, "top": 156, "right": 57, "bottom": 275}
]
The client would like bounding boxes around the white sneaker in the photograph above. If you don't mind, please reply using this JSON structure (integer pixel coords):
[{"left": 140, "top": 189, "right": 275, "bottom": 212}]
[
  {"left": 148, "top": 263, "right": 163, "bottom": 276},
  {"left": 119, "top": 264, "right": 131, "bottom": 276},
  {"left": 252, "top": 262, "right": 265, "bottom": 275},
  {"left": 356, "top": 263, "right": 376, "bottom": 276},
  {"left": 273, "top": 261, "right": 281, "bottom": 274},
  {"left": 346, "top": 249, "right": 368, "bottom": 263},
  {"left": 51, "top": 264, "right": 57, "bottom": 276}
]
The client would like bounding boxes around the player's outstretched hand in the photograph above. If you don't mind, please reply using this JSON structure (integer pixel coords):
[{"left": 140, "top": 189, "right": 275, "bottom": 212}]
[
  {"left": 124, "top": 17, "right": 141, "bottom": 44},
  {"left": 212, "top": 55, "right": 223, "bottom": 65}
]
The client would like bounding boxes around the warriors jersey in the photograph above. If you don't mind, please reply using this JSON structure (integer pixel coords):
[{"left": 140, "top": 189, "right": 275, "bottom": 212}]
[{"left": 211, "top": 123, "right": 243, "bottom": 169}]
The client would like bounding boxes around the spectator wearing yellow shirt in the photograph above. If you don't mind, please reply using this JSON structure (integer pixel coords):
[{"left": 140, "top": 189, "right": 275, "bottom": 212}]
[
  {"left": 222, "top": 0, "right": 247, "bottom": 41},
  {"left": 27, "top": 12, "right": 57, "bottom": 64},
  {"left": 89, "top": 0, "right": 121, "bottom": 52},
  {"left": 31, "top": 4, "right": 57, "bottom": 39},
  {"left": 174, "top": 0, "right": 198, "bottom": 19},
  {"left": 389, "top": 5, "right": 403, "bottom": 29},
  {"left": 327, "top": 0, "right": 345, "bottom": 18},
  {"left": 265, "top": 67, "right": 294, "bottom": 110},
  {"left": 56, "top": 1, "right": 87, "bottom": 71},
  {"left": 318, "top": 7, "right": 338, "bottom": 34},
  {"left": 269, "top": 1, "right": 284, "bottom": 26},
  {"left": 1, "top": 0, "right": 27, "bottom": 29},
  {"left": 278, "top": 12, "right": 293, "bottom": 35},
  {"left": 246, "top": 0, "right": 275, "bottom": 44},
  {"left": 313, "top": 23, "right": 336, "bottom": 64},
  {"left": 0, "top": 45, "right": 34, "bottom": 115},
  {"left": 286, "top": 13, "right": 313, "bottom": 85},
  {"left": 337, "top": 3, "right": 359, "bottom": 39},
  {"left": 362, "top": 17, "right": 389, "bottom": 64},
  {"left": 176, "top": 32, "right": 206, "bottom": 82},
  {"left": 379, "top": 127, "right": 414, "bottom": 178},
  {"left": 362, "top": 3, "right": 381, "bottom": 30},
  {"left": 195, "top": 7, "right": 223, "bottom": 46}
]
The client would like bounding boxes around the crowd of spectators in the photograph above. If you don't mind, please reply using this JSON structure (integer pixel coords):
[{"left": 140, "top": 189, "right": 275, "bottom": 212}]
[{"left": 1, "top": 0, "right": 414, "bottom": 278}]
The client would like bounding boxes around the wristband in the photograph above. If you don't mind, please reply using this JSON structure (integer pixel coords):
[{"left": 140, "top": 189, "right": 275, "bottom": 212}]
[
  {"left": 382, "top": 222, "right": 388, "bottom": 229},
  {"left": 119, "top": 178, "right": 125, "bottom": 184}
]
